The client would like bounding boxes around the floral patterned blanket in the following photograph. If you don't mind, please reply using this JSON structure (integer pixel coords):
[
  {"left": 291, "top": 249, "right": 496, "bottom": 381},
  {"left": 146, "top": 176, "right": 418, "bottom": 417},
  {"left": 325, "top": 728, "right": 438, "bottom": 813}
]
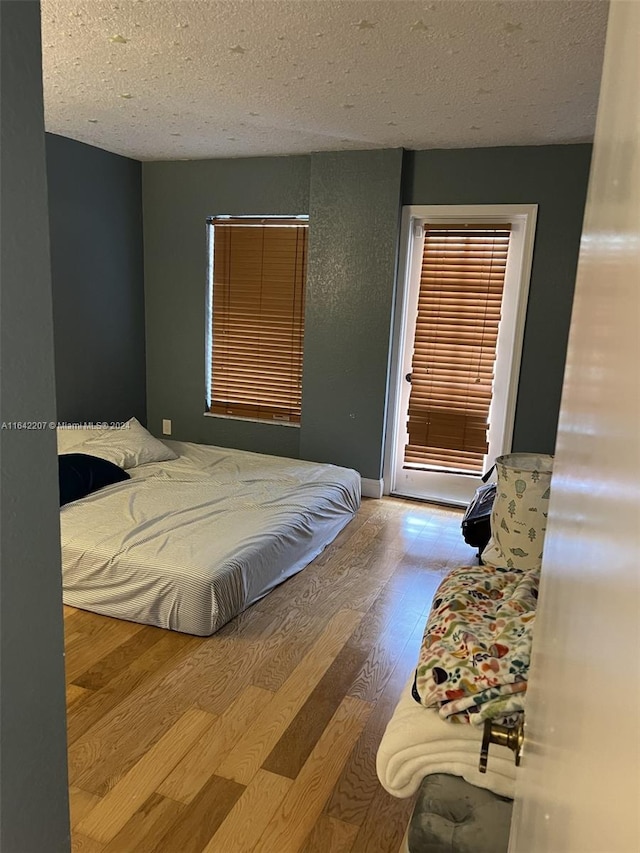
[{"left": 413, "top": 563, "right": 538, "bottom": 726}]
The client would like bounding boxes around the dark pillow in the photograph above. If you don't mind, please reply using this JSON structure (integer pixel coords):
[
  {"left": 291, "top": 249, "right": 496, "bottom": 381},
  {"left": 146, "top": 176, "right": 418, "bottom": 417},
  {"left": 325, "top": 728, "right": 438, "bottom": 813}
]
[{"left": 59, "top": 453, "right": 130, "bottom": 507}]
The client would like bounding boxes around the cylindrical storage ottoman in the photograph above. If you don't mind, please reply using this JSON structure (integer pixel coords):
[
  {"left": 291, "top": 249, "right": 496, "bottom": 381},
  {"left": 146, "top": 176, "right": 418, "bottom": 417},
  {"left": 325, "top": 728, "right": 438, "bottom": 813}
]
[{"left": 481, "top": 453, "right": 553, "bottom": 571}]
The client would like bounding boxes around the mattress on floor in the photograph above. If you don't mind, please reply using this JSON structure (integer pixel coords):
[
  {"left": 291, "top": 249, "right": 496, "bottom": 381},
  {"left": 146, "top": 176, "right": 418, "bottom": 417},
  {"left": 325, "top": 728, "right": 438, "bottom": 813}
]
[{"left": 60, "top": 440, "right": 361, "bottom": 635}]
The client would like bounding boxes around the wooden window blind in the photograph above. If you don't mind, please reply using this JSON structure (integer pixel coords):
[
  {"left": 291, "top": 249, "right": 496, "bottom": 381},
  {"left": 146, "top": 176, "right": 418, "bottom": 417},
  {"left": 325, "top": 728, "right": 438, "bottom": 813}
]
[
  {"left": 404, "top": 223, "right": 511, "bottom": 473},
  {"left": 208, "top": 217, "right": 308, "bottom": 423}
]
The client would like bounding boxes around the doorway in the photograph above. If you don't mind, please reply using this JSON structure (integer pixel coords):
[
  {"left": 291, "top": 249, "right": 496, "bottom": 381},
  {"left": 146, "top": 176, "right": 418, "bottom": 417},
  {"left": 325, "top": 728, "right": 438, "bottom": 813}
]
[{"left": 384, "top": 204, "right": 537, "bottom": 506}]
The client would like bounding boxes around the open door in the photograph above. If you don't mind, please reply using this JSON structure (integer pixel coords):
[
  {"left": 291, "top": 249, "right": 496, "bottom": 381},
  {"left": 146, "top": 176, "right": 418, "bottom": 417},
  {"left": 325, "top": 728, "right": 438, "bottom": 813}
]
[{"left": 508, "top": 2, "right": 640, "bottom": 850}]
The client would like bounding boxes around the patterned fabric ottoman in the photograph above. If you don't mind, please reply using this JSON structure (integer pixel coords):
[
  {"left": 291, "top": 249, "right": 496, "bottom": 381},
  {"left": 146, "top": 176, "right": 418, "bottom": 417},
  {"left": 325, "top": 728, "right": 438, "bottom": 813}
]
[{"left": 407, "top": 774, "right": 513, "bottom": 853}]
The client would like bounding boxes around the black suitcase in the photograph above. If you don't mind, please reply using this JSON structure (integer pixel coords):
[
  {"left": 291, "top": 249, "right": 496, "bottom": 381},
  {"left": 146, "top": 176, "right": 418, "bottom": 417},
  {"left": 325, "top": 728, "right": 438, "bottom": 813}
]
[{"left": 461, "top": 481, "right": 496, "bottom": 558}]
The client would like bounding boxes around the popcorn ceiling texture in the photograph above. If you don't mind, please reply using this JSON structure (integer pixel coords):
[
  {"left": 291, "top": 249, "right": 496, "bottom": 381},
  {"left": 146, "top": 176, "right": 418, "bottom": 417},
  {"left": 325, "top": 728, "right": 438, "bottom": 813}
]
[{"left": 41, "top": 0, "right": 608, "bottom": 161}]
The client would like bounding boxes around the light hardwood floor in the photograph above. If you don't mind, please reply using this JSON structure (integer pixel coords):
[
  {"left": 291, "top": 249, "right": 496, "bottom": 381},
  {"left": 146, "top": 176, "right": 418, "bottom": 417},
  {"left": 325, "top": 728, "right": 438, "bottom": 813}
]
[{"left": 64, "top": 496, "right": 478, "bottom": 853}]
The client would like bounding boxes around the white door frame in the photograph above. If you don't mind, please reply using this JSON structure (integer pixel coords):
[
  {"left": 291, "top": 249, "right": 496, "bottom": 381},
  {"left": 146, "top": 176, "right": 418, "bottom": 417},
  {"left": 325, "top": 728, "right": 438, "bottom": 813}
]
[{"left": 384, "top": 204, "right": 538, "bottom": 505}]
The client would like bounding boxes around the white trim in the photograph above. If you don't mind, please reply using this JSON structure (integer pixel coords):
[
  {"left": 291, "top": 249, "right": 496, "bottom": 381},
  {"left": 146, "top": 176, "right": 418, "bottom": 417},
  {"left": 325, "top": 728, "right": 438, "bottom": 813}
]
[
  {"left": 361, "top": 477, "right": 384, "bottom": 499},
  {"left": 400, "top": 825, "right": 411, "bottom": 853},
  {"left": 391, "top": 472, "right": 481, "bottom": 508},
  {"left": 203, "top": 412, "right": 300, "bottom": 428},
  {"left": 204, "top": 222, "right": 214, "bottom": 408},
  {"left": 383, "top": 205, "right": 416, "bottom": 495},
  {"left": 384, "top": 204, "right": 538, "bottom": 504},
  {"left": 487, "top": 206, "right": 537, "bottom": 459}
]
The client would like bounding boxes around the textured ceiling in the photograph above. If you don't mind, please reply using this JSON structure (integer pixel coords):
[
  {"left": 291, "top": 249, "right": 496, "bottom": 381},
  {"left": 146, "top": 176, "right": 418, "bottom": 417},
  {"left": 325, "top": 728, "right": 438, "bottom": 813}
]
[{"left": 40, "top": 0, "right": 609, "bottom": 161}]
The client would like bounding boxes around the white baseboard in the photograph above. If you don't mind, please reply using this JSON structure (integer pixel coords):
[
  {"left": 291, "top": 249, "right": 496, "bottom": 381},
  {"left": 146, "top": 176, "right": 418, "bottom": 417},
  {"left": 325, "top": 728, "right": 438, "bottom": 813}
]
[
  {"left": 401, "top": 825, "right": 411, "bottom": 853},
  {"left": 361, "top": 477, "right": 384, "bottom": 499}
]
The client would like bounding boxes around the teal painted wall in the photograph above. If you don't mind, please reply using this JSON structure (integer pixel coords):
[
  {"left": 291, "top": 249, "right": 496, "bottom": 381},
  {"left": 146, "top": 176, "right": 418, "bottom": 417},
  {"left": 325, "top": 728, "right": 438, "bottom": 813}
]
[
  {"left": 0, "top": 2, "right": 70, "bottom": 850},
  {"left": 301, "top": 150, "right": 403, "bottom": 477},
  {"left": 142, "top": 156, "right": 310, "bottom": 459},
  {"left": 142, "top": 150, "right": 403, "bottom": 478},
  {"left": 46, "top": 133, "right": 146, "bottom": 424},
  {"left": 404, "top": 145, "right": 592, "bottom": 454},
  {"left": 143, "top": 144, "right": 590, "bottom": 480}
]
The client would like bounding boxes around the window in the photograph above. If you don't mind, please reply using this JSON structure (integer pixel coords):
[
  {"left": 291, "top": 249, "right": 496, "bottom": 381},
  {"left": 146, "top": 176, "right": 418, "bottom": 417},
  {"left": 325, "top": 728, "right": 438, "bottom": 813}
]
[
  {"left": 404, "top": 223, "right": 511, "bottom": 474},
  {"left": 206, "top": 216, "right": 308, "bottom": 424}
]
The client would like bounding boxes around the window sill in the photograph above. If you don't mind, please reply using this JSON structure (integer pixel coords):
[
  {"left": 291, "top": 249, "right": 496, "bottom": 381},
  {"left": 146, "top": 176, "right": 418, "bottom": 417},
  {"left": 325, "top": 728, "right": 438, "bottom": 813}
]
[{"left": 204, "top": 412, "right": 300, "bottom": 428}]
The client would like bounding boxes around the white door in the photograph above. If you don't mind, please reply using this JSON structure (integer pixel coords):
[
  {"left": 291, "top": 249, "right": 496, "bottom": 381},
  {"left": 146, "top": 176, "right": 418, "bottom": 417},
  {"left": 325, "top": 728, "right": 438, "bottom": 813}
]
[
  {"left": 509, "top": 2, "right": 640, "bottom": 850},
  {"left": 385, "top": 205, "right": 537, "bottom": 506}
]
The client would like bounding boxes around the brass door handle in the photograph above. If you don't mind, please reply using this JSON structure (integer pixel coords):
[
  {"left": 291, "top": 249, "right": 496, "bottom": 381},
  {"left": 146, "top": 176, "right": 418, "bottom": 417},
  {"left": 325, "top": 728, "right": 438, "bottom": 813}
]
[{"left": 479, "top": 715, "right": 525, "bottom": 773}]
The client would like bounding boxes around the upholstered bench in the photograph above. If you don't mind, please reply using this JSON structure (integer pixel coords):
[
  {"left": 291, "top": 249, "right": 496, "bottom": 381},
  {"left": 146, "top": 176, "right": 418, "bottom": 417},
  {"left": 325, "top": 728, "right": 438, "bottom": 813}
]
[{"left": 405, "top": 773, "right": 513, "bottom": 853}]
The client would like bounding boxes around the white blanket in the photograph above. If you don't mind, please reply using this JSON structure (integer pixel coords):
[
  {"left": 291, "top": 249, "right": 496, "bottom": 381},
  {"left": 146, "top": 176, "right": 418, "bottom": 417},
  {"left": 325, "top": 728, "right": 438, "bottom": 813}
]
[
  {"left": 376, "top": 678, "right": 516, "bottom": 799},
  {"left": 61, "top": 441, "right": 360, "bottom": 635}
]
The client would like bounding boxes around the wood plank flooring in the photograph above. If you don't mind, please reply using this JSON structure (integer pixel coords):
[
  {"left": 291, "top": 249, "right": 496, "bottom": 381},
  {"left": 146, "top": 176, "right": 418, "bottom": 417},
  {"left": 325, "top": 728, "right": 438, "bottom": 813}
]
[{"left": 64, "top": 497, "right": 477, "bottom": 853}]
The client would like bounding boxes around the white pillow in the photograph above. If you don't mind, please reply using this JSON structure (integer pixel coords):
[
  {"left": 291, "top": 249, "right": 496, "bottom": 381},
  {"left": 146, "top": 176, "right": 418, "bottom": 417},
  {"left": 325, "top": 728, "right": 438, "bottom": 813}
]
[
  {"left": 57, "top": 425, "right": 107, "bottom": 454},
  {"left": 58, "top": 418, "right": 178, "bottom": 469}
]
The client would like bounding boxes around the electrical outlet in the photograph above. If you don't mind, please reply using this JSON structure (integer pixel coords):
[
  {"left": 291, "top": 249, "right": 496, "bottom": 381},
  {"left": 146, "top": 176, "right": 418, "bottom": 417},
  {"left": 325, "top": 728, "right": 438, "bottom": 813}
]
[{"left": 162, "top": 419, "right": 172, "bottom": 435}]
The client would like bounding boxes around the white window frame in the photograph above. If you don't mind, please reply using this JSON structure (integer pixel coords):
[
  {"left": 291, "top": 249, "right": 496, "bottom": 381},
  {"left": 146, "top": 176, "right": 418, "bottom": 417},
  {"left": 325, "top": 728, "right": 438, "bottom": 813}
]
[{"left": 384, "top": 204, "right": 538, "bottom": 504}]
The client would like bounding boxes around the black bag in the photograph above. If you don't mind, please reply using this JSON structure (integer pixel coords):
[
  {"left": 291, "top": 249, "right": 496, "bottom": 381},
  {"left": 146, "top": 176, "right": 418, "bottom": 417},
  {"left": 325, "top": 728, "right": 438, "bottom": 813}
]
[{"left": 461, "top": 467, "right": 496, "bottom": 556}]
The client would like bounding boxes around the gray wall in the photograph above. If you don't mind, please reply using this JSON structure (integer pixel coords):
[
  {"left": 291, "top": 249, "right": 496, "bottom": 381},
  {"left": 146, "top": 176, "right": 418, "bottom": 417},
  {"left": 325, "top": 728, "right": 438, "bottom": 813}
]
[
  {"left": 47, "top": 133, "right": 146, "bottom": 424},
  {"left": 0, "top": 3, "right": 70, "bottom": 851},
  {"left": 143, "top": 145, "right": 590, "bottom": 478},
  {"left": 143, "top": 151, "right": 403, "bottom": 479},
  {"left": 403, "top": 145, "right": 592, "bottom": 454},
  {"left": 143, "top": 156, "right": 310, "bottom": 459},
  {"left": 301, "top": 150, "right": 402, "bottom": 475}
]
